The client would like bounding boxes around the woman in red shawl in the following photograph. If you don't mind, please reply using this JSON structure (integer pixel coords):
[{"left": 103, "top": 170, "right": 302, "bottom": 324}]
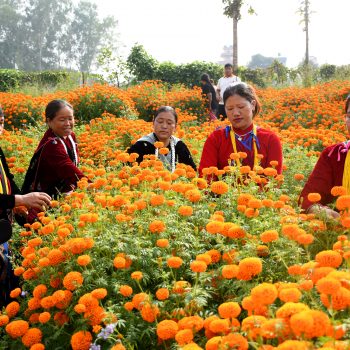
[
  {"left": 22, "top": 100, "right": 86, "bottom": 202},
  {"left": 299, "top": 95, "right": 350, "bottom": 218},
  {"left": 198, "top": 83, "right": 283, "bottom": 181}
]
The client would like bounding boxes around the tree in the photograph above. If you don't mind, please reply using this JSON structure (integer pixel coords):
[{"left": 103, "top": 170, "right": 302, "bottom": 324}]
[
  {"left": 248, "top": 53, "right": 287, "bottom": 69},
  {"left": 127, "top": 44, "right": 159, "bottom": 82},
  {"left": 298, "top": 0, "right": 311, "bottom": 66},
  {"left": 64, "top": 1, "right": 116, "bottom": 77},
  {"left": 0, "top": 0, "right": 26, "bottom": 69},
  {"left": 222, "top": 0, "right": 255, "bottom": 71},
  {"left": 23, "top": 0, "right": 73, "bottom": 70}
]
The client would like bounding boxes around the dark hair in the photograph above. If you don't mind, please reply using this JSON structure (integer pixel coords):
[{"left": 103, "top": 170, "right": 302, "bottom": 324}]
[
  {"left": 201, "top": 73, "right": 211, "bottom": 84},
  {"left": 0, "top": 106, "right": 3, "bottom": 117},
  {"left": 224, "top": 63, "right": 233, "bottom": 69},
  {"left": 345, "top": 95, "right": 350, "bottom": 114},
  {"left": 45, "top": 99, "right": 73, "bottom": 121},
  {"left": 153, "top": 106, "right": 178, "bottom": 124},
  {"left": 223, "top": 83, "right": 261, "bottom": 117}
]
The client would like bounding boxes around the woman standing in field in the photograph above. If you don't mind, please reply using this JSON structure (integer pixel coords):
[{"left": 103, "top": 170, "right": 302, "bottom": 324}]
[
  {"left": 299, "top": 95, "right": 350, "bottom": 218},
  {"left": 127, "top": 106, "right": 197, "bottom": 172},
  {"left": 22, "top": 100, "right": 86, "bottom": 223},
  {"left": 198, "top": 83, "right": 283, "bottom": 181}
]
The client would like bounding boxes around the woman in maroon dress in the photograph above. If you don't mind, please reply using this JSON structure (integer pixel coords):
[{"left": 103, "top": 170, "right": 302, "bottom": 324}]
[
  {"left": 22, "top": 100, "right": 86, "bottom": 201},
  {"left": 198, "top": 83, "right": 283, "bottom": 181},
  {"left": 299, "top": 95, "right": 350, "bottom": 218}
]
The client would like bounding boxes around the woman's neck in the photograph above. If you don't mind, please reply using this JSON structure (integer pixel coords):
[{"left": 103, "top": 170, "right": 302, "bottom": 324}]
[{"left": 231, "top": 123, "right": 254, "bottom": 135}]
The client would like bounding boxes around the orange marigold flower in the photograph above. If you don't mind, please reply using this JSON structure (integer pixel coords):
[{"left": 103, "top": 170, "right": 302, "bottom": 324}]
[
  {"left": 156, "top": 239, "right": 169, "bottom": 248},
  {"left": 140, "top": 303, "right": 160, "bottom": 323},
  {"left": 206, "top": 221, "right": 224, "bottom": 234},
  {"left": 336, "top": 195, "right": 350, "bottom": 211},
  {"left": 157, "top": 320, "right": 178, "bottom": 340},
  {"left": 209, "top": 318, "right": 230, "bottom": 334},
  {"left": 178, "top": 316, "right": 204, "bottom": 332},
  {"left": 167, "top": 256, "right": 183, "bottom": 269},
  {"left": 260, "top": 230, "right": 279, "bottom": 243},
  {"left": 175, "top": 329, "right": 193, "bottom": 346},
  {"left": 91, "top": 288, "right": 107, "bottom": 300},
  {"left": 110, "top": 344, "right": 126, "bottom": 350},
  {"left": 178, "top": 205, "right": 193, "bottom": 216},
  {"left": 33, "top": 284, "right": 47, "bottom": 299},
  {"left": 331, "top": 186, "right": 347, "bottom": 196},
  {"left": 0, "top": 315, "right": 9, "bottom": 326},
  {"left": 222, "top": 264, "right": 239, "bottom": 279},
  {"left": 70, "top": 331, "right": 92, "bottom": 350},
  {"left": 9, "top": 288, "right": 21, "bottom": 299},
  {"left": 276, "top": 302, "right": 309, "bottom": 319},
  {"left": 131, "top": 271, "right": 143, "bottom": 280},
  {"left": 113, "top": 256, "right": 126, "bottom": 269},
  {"left": 294, "top": 173, "right": 305, "bottom": 181},
  {"left": 184, "top": 189, "right": 202, "bottom": 202},
  {"left": 150, "top": 194, "right": 165, "bottom": 206},
  {"left": 5, "top": 301, "right": 20, "bottom": 318},
  {"left": 149, "top": 220, "right": 166, "bottom": 233},
  {"left": 119, "top": 285, "right": 133, "bottom": 297},
  {"left": 155, "top": 287, "right": 169, "bottom": 301},
  {"left": 241, "top": 315, "right": 267, "bottom": 339},
  {"left": 237, "top": 257, "right": 262, "bottom": 281},
  {"left": 279, "top": 288, "right": 302, "bottom": 303},
  {"left": 315, "top": 250, "right": 342, "bottom": 268},
  {"left": 22, "top": 328, "right": 42, "bottom": 347},
  {"left": 210, "top": 181, "right": 229, "bottom": 195},
  {"left": 38, "top": 312, "right": 51, "bottom": 324},
  {"left": 190, "top": 260, "right": 207, "bottom": 273},
  {"left": 307, "top": 193, "right": 321, "bottom": 203},
  {"left": 74, "top": 304, "right": 86, "bottom": 314},
  {"left": 62, "top": 271, "right": 84, "bottom": 291},
  {"left": 6, "top": 320, "right": 29, "bottom": 338},
  {"left": 251, "top": 283, "right": 278, "bottom": 305},
  {"left": 77, "top": 255, "right": 91, "bottom": 266},
  {"left": 218, "top": 302, "right": 241, "bottom": 318},
  {"left": 320, "top": 287, "right": 350, "bottom": 310},
  {"left": 316, "top": 277, "right": 342, "bottom": 295}
]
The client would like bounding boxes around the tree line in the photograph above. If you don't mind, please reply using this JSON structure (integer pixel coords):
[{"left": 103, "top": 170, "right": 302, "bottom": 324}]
[{"left": 0, "top": 0, "right": 116, "bottom": 72}]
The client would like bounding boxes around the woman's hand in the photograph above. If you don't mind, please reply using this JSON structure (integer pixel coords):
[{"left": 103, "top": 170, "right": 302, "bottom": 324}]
[
  {"left": 15, "top": 192, "right": 52, "bottom": 211},
  {"left": 307, "top": 204, "right": 340, "bottom": 219}
]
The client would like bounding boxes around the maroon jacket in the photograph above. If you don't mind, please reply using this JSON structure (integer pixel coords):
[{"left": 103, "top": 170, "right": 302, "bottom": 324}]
[
  {"left": 27, "top": 129, "right": 85, "bottom": 197},
  {"left": 300, "top": 142, "right": 349, "bottom": 210},
  {"left": 198, "top": 124, "right": 283, "bottom": 179}
]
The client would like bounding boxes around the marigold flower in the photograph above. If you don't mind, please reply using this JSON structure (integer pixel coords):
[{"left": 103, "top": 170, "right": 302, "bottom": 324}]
[
  {"left": 190, "top": 260, "right": 207, "bottom": 273},
  {"left": 91, "top": 288, "right": 107, "bottom": 300},
  {"left": 22, "top": 328, "right": 42, "bottom": 347},
  {"left": 336, "top": 195, "right": 350, "bottom": 210},
  {"left": 6, "top": 320, "right": 29, "bottom": 338},
  {"left": 167, "top": 256, "right": 183, "bottom": 268},
  {"left": 156, "top": 288, "right": 169, "bottom": 301},
  {"left": 157, "top": 320, "right": 178, "bottom": 340},
  {"left": 218, "top": 302, "right": 241, "bottom": 319},
  {"left": 316, "top": 277, "right": 341, "bottom": 295},
  {"left": 119, "top": 285, "right": 133, "bottom": 297},
  {"left": 140, "top": 303, "right": 159, "bottom": 323},
  {"left": 210, "top": 181, "right": 229, "bottom": 195},
  {"left": 113, "top": 256, "right": 126, "bottom": 269},
  {"left": 260, "top": 230, "right": 279, "bottom": 243},
  {"left": 251, "top": 283, "right": 278, "bottom": 305},
  {"left": 279, "top": 287, "right": 302, "bottom": 303},
  {"left": 178, "top": 205, "right": 193, "bottom": 216},
  {"left": 175, "top": 329, "right": 193, "bottom": 346},
  {"left": 77, "top": 255, "right": 91, "bottom": 266},
  {"left": 316, "top": 250, "right": 343, "bottom": 268},
  {"left": 178, "top": 316, "right": 204, "bottom": 332},
  {"left": 307, "top": 192, "right": 321, "bottom": 203},
  {"left": 331, "top": 186, "right": 347, "bottom": 196},
  {"left": 131, "top": 271, "right": 143, "bottom": 280},
  {"left": 149, "top": 220, "right": 166, "bottom": 233},
  {"left": 62, "top": 271, "right": 84, "bottom": 291},
  {"left": 5, "top": 301, "right": 20, "bottom": 318},
  {"left": 237, "top": 257, "right": 262, "bottom": 281},
  {"left": 222, "top": 264, "right": 239, "bottom": 279},
  {"left": 70, "top": 331, "right": 92, "bottom": 350},
  {"left": 206, "top": 221, "right": 224, "bottom": 234}
]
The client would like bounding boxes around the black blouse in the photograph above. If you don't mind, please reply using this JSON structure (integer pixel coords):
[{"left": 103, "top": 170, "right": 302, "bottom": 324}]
[
  {"left": 0, "top": 147, "right": 20, "bottom": 214},
  {"left": 127, "top": 139, "right": 197, "bottom": 171}
]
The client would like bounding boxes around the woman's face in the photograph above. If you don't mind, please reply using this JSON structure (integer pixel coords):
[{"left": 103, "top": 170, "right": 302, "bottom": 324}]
[
  {"left": 47, "top": 106, "right": 74, "bottom": 138},
  {"left": 153, "top": 111, "right": 177, "bottom": 143},
  {"left": 225, "top": 94, "right": 256, "bottom": 130},
  {"left": 0, "top": 115, "right": 4, "bottom": 135}
]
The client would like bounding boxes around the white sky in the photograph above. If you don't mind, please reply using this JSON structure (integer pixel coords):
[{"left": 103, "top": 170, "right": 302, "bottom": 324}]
[{"left": 94, "top": 0, "right": 349, "bottom": 68}]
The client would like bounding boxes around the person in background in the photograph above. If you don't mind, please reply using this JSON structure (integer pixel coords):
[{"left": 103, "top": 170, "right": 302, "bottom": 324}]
[
  {"left": 0, "top": 112, "right": 4, "bottom": 135},
  {"left": 201, "top": 74, "right": 218, "bottom": 121},
  {"left": 127, "top": 106, "right": 197, "bottom": 172},
  {"left": 216, "top": 63, "right": 241, "bottom": 119},
  {"left": 299, "top": 95, "right": 350, "bottom": 218},
  {"left": 199, "top": 83, "right": 282, "bottom": 181}
]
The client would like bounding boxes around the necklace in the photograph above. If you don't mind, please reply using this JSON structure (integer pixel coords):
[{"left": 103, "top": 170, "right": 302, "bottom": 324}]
[
  {"left": 229, "top": 124, "right": 259, "bottom": 168},
  {"left": 154, "top": 137, "right": 176, "bottom": 173}
]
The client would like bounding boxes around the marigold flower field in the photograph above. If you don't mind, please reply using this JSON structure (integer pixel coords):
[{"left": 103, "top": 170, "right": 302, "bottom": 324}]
[{"left": 0, "top": 80, "right": 350, "bottom": 350}]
